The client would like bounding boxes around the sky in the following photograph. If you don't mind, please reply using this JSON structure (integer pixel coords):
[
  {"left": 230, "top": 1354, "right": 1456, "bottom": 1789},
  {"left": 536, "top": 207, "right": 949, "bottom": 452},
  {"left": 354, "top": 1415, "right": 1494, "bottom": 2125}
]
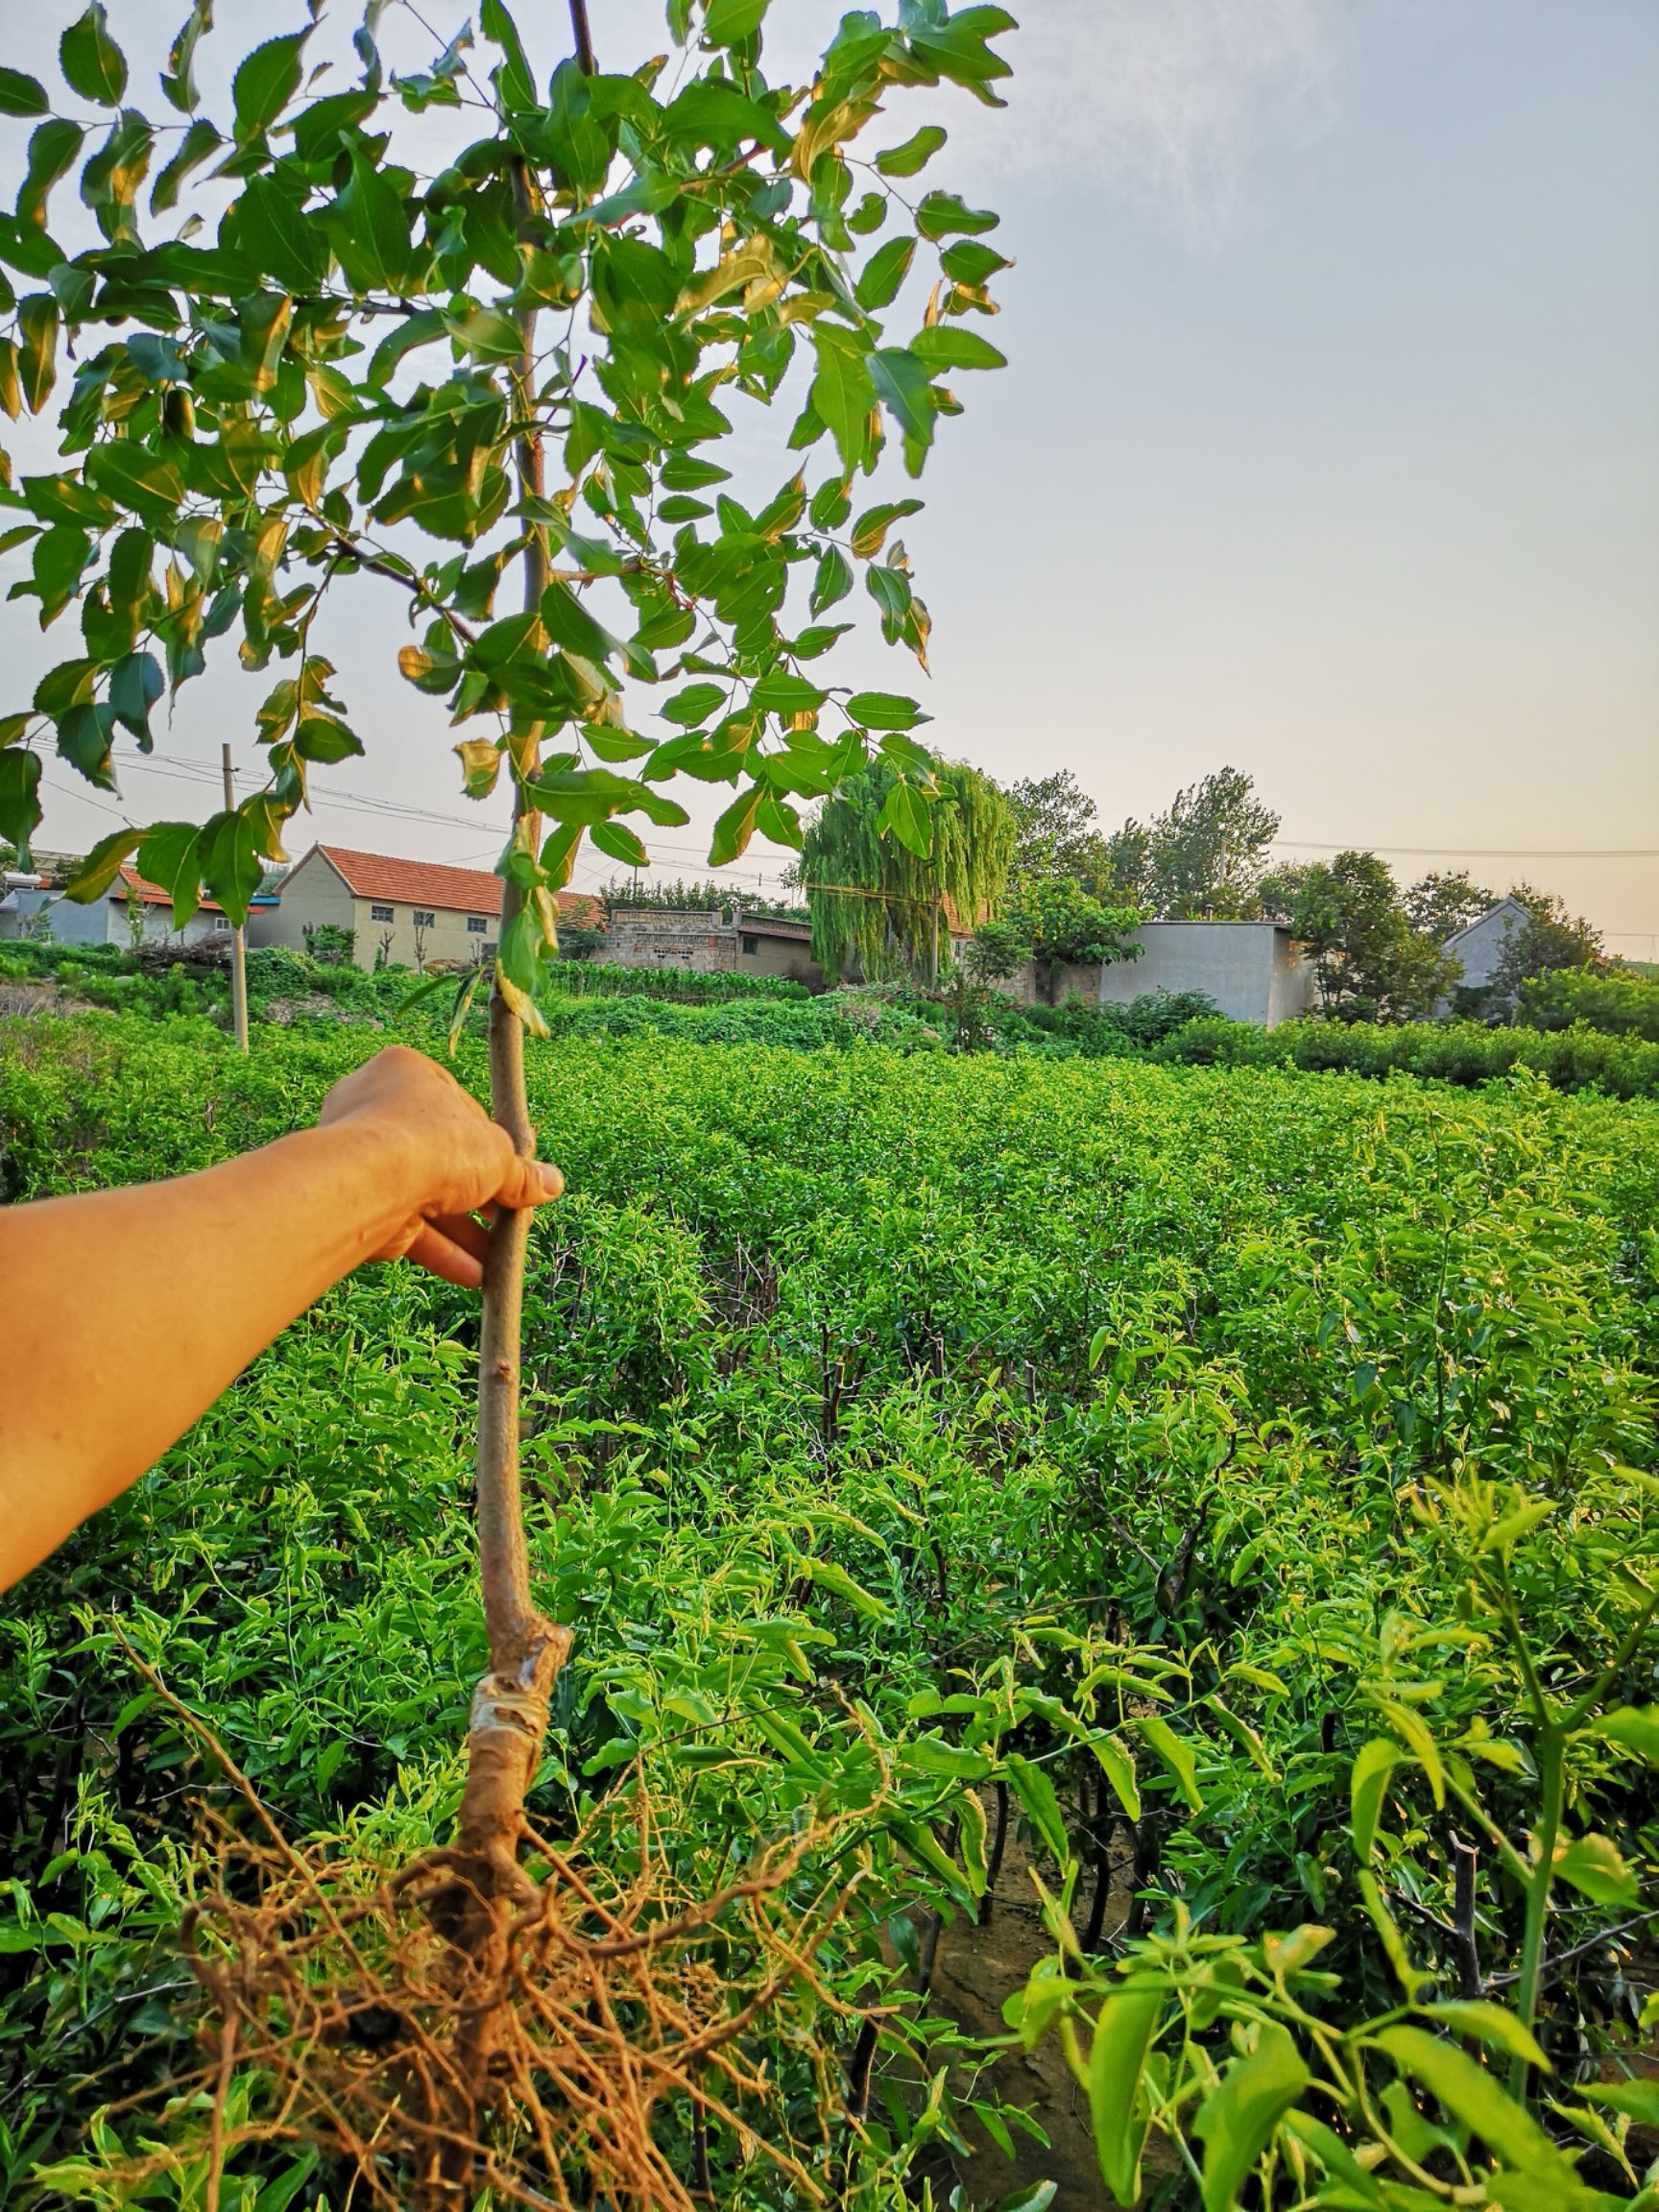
[{"left": 3, "top": 0, "right": 1656, "bottom": 951}]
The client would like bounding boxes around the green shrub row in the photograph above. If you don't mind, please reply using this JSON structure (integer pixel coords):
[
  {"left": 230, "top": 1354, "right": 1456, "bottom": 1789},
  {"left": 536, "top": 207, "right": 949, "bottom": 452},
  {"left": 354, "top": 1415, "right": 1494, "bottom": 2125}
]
[{"left": 1155, "top": 1013, "right": 1659, "bottom": 1097}]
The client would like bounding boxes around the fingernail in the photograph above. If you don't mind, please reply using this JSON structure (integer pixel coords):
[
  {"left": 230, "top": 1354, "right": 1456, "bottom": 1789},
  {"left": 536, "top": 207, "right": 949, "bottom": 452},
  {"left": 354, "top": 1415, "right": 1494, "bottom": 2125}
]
[{"left": 539, "top": 1163, "right": 564, "bottom": 1198}]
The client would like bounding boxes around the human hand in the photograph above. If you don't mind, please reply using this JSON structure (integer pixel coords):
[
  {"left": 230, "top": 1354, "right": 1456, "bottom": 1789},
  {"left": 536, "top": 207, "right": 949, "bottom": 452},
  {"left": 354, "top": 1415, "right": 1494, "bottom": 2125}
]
[{"left": 317, "top": 1046, "right": 563, "bottom": 1288}]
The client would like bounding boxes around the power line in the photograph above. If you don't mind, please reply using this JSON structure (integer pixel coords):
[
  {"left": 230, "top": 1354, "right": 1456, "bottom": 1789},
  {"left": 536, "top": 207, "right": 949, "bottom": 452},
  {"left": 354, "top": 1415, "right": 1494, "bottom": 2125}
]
[{"left": 1273, "top": 839, "right": 1658, "bottom": 860}]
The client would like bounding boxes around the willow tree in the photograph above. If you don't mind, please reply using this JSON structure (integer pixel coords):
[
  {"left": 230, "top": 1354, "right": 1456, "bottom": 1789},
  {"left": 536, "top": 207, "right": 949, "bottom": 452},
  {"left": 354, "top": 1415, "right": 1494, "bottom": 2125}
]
[
  {"left": 802, "top": 750, "right": 1013, "bottom": 982},
  {"left": 0, "top": 0, "right": 1014, "bottom": 2185}
]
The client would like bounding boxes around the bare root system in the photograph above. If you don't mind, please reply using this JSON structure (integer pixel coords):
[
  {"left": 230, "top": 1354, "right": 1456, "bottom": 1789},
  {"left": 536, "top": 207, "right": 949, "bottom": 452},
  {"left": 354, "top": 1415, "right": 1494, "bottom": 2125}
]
[{"left": 108, "top": 1656, "right": 884, "bottom": 2212}]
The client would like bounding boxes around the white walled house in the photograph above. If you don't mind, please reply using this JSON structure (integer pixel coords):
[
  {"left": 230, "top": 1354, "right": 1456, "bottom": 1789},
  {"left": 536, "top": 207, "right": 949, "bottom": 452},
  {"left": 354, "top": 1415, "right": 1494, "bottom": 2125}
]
[
  {"left": 250, "top": 843, "right": 603, "bottom": 969},
  {"left": 1441, "top": 897, "right": 1531, "bottom": 995},
  {"left": 0, "top": 865, "right": 274, "bottom": 949},
  {"left": 1096, "top": 921, "right": 1314, "bottom": 1025}
]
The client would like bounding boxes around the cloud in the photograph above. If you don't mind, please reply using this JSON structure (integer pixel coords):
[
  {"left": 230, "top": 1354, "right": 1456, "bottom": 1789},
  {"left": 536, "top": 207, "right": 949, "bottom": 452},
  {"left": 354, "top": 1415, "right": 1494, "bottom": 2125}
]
[{"left": 939, "top": 0, "right": 1340, "bottom": 239}]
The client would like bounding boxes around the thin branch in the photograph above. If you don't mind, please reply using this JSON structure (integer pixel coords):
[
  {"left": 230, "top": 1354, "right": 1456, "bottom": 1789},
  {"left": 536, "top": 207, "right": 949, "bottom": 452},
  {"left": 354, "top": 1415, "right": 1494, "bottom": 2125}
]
[{"left": 568, "top": 0, "right": 597, "bottom": 75}]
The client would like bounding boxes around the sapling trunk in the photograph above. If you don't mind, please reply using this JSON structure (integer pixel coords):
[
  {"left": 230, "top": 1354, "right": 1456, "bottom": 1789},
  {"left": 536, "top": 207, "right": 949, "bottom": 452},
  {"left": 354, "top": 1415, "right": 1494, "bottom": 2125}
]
[{"left": 429, "top": 137, "right": 575, "bottom": 2200}]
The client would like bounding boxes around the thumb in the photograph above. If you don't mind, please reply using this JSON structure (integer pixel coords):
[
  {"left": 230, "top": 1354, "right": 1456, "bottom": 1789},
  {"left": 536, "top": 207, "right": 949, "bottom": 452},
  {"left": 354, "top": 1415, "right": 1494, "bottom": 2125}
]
[{"left": 494, "top": 1153, "right": 564, "bottom": 1212}]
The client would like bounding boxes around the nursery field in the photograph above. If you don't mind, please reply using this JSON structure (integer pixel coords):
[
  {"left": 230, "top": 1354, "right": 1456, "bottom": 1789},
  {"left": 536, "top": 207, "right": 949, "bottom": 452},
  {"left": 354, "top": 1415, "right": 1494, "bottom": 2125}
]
[{"left": 3, "top": 1012, "right": 1659, "bottom": 2209}]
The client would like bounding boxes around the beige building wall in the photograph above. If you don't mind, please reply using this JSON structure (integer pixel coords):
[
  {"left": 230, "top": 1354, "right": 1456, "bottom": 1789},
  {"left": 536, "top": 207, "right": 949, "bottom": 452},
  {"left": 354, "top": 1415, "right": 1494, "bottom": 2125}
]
[
  {"left": 248, "top": 853, "right": 498, "bottom": 970},
  {"left": 734, "top": 927, "right": 821, "bottom": 985},
  {"left": 353, "top": 897, "right": 496, "bottom": 972},
  {"left": 248, "top": 851, "right": 355, "bottom": 953}
]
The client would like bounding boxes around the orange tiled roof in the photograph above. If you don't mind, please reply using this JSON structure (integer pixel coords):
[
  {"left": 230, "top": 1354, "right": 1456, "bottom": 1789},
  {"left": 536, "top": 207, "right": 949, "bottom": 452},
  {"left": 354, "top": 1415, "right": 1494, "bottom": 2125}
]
[
  {"left": 306, "top": 845, "right": 603, "bottom": 928},
  {"left": 118, "top": 864, "right": 225, "bottom": 911}
]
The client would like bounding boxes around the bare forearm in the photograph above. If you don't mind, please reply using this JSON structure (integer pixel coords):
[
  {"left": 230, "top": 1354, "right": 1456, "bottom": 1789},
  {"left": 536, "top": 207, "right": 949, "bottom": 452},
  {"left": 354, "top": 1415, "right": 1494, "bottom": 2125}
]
[{"left": 0, "top": 1121, "right": 420, "bottom": 1589}]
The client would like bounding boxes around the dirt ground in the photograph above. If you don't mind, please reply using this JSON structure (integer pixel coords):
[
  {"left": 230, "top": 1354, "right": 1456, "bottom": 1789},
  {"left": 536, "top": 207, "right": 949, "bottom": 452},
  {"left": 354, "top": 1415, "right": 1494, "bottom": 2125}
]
[{"left": 924, "top": 1812, "right": 1176, "bottom": 2210}]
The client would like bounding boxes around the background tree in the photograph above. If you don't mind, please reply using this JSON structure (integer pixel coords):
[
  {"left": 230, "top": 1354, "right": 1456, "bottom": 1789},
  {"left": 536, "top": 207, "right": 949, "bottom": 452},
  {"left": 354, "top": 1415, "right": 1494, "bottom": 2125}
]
[
  {"left": 1403, "top": 867, "right": 1497, "bottom": 942},
  {"left": 1288, "top": 849, "right": 1459, "bottom": 1022},
  {"left": 1001, "top": 874, "right": 1141, "bottom": 1001},
  {"left": 1487, "top": 881, "right": 1604, "bottom": 1005},
  {"left": 0, "top": 0, "right": 1015, "bottom": 2180},
  {"left": 1255, "top": 856, "right": 1314, "bottom": 925},
  {"left": 1140, "top": 765, "right": 1280, "bottom": 918},
  {"left": 1006, "top": 767, "right": 1112, "bottom": 892},
  {"left": 802, "top": 750, "right": 1013, "bottom": 983}
]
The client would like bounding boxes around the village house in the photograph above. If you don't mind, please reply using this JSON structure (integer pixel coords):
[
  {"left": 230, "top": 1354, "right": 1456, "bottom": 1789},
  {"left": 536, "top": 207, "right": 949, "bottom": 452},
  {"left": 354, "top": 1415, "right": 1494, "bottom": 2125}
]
[
  {"left": 0, "top": 863, "right": 276, "bottom": 949},
  {"left": 250, "top": 844, "right": 603, "bottom": 970},
  {"left": 603, "top": 904, "right": 824, "bottom": 987},
  {"left": 1440, "top": 896, "right": 1531, "bottom": 995},
  {"left": 1001, "top": 919, "right": 1316, "bottom": 1026}
]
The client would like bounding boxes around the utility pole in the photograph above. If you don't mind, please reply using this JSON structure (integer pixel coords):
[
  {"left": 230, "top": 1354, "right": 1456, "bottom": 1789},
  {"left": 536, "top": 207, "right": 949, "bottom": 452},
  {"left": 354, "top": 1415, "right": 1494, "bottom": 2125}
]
[{"left": 222, "top": 743, "right": 249, "bottom": 1053}]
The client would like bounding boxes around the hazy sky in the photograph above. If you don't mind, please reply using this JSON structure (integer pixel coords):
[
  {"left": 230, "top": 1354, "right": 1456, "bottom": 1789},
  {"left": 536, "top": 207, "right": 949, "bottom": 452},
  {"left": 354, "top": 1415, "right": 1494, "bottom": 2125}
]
[{"left": 4, "top": 1, "right": 1656, "bottom": 949}]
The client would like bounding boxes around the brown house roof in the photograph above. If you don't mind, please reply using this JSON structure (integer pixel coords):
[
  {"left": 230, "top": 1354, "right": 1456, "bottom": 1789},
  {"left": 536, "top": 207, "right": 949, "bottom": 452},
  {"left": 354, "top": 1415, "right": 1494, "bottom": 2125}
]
[{"left": 301, "top": 845, "right": 603, "bottom": 928}]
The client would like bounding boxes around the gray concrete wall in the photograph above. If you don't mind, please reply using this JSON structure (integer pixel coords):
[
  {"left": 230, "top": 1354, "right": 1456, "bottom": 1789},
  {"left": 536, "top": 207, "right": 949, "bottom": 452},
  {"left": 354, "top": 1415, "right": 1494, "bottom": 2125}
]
[
  {"left": 1443, "top": 901, "right": 1526, "bottom": 993},
  {"left": 605, "top": 910, "right": 738, "bottom": 973},
  {"left": 1095, "top": 922, "right": 1314, "bottom": 1026}
]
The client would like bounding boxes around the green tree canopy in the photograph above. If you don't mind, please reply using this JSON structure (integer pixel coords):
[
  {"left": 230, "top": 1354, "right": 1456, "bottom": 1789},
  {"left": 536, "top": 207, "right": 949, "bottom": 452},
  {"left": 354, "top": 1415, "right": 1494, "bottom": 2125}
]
[
  {"left": 1403, "top": 868, "right": 1499, "bottom": 943},
  {"left": 802, "top": 750, "right": 1013, "bottom": 982},
  {"left": 1289, "top": 850, "right": 1458, "bottom": 1022}
]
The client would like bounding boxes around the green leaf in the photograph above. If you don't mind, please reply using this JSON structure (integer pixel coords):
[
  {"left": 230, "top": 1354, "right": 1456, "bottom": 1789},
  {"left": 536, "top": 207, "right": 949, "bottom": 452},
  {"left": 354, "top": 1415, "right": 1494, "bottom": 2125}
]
[
  {"left": 876, "top": 125, "right": 947, "bottom": 178},
  {"left": 295, "top": 714, "right": 364, "bottom": 764},
  {"left": 198, "top": 806, "right": 264, "bottom": 926},
  {"left": 1134, "top": 1715, "right": 1202, "bottom": 1813},
  {"left": 942, "top": 237, "right": 1011, "bottom": 285},
  {"left": 1193, "top": 2022, "right": 1310, "bottom": 2212},
  {"left": 17, "top": 294, "right": 60, "bottom": 414},
  {"left": 1003, "top": 1754, "right": 1070, "bottom": 1869},
  {"left": 662, "top": 681, "right": 726, "bottom": 728},
  {"left": 810, "top": 324, "right": 877, "bottom": 475},
  {"left": 60, "top": 5, "right": 128, "bottom": 107},
  {"left": 709, "top": 782, "right": 762, "bottom": 866},
  {"left": 1349, "top": 1739, "right": 1402, "bottom": 1863},
  {"left": 108, "top": 649, "right": 163, "bottom": 741},
  {"left": 137, "top": 820, "right": 204, "bottom": 926},
  {"left": 1419, "top": 2003, "right": 1549, "bottom": 2073},
  {"left": 235, "top": 172, "right": 329, "bottom": 294},
  {"left": 845, "top": 690, "right": 926, "bottom": 731},
  {"left": 84, "top": 443, "right": 186, "bottom": 526},
  {"left": 60, "top": 825, "right": 145, "bottom": 902},
  {"left": 868, "top": 347, "right": 936, "bottom": 457},
  {"left": 336, "top": 145, "right": 416, "bottom": 293},
  {"left": 910, "top": 325, "right": 1007, "bottom": 371},
  {"left": 1086, "top": 1983, "right": 1163, "bottom": 2205},
  {"left": 855, "top": 235, "right": 915, "bottom": 312},
  {"left": 1280, "top": 2111, "right": 1388, "bottom": 2210},
  {"left": 704, "top": 0, "right": 768, "bottom": 45},
  {"left": 1090, "top": 1734, "right": 1142, "bottom": 1822},
  {"left": 590, "top": 819, "right": 650, "bottom": 869},
  {"left": 151, "top": 116, "right": 221, "bottom": 215},
  {"left": 1591, "top": 1706, "right": 1659, "bottom": 1765},
  {"left": 810, "top": 545, "right": 853, "bottom": 615},
  {"left": 795, "top": 1552, "right": 892, "bottom": 1623},
  {"left": 480, "top": 0, "right": 536, "bottom": 112},
  {"left": 877, "top": 776, "right": 930, "bottom": 859},
  {"left": 0, "top": 746, "right": 42, "bottom": 847},
  {"left": 1552, "top": 1832, "right": 1639, "bottom": 1908},
  {"left": 18, "top": 121, "right": 84, "bottom": 232},
  {"left": 56, "top": 701, "right": 119, "bottom": 788},
  {"left": 916, "top": 190, "right": 999, "bottom": 240},
  {"left": 1372, "top": 2026, "right": 1568, "bottom": 2178},
  {"left": 232, "top": 32, "right": 311, "bottom": 144},
  {"left": 751, "top": 672, "right": 825, "bottom": 717},
  {"left": 161, "top": 1, "right": 212, "bottom": 113},
  {"left": 0, "top": 69, "right": 49, "bottom": 119},
  {"left": 1584, "top": 2079, "right": 1659, "bottom": 2128}
]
